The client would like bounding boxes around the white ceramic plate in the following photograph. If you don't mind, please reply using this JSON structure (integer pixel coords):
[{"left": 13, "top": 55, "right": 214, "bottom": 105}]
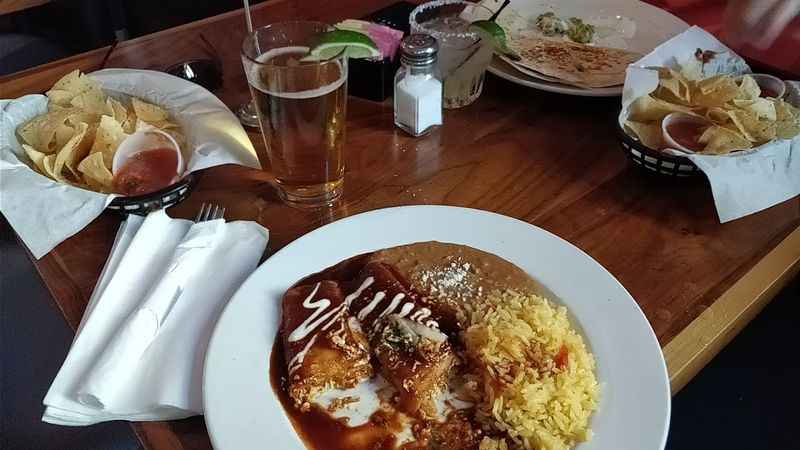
[
  {"left": 204, "top": 206, "right": 670, "bottom": 450},
  {"left": 482, "top": 0, "right": 689, "bottom": 96}
]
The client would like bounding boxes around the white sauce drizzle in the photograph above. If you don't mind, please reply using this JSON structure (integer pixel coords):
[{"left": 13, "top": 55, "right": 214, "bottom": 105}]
[
  {"left": 287, "top": 277, "right": 375, "bottom": 373},
  {"left": 376, "top": 293, "right": 405, "bottom": 322},
  {"left": 345, "top": 277, "right": 375, "bottom": 306},
  {"left": 410, "top": 307, "right": 431, "bottom": 322},
  {"left": 357, "top": 291, "right": 386, "bottom": 321},
  {"left": 396, "top": 302, "right": 416, "bottom": 318},
  {"left": 288, "top": 283, "right": 339, "bottom": 343}
]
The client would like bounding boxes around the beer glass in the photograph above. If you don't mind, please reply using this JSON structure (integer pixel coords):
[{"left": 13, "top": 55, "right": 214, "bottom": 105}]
[{"left": 242, "top": 22, "right": 348, "bottom": 207}]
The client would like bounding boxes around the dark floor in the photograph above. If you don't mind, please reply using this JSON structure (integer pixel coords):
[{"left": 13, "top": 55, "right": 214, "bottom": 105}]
[
  {"left": 667, "top": 277, "right": 800, "bottom": 450},
  {"left": 1, "top": 211, "right": 797, "bottom": 450}
]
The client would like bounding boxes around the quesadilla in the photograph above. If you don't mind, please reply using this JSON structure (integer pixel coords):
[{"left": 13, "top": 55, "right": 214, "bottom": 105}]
[{"left": 507, "top": 36, "right": 641, "bottom": 88}]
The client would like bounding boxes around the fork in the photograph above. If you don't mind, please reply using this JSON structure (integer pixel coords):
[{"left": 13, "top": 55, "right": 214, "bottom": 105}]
[{"left": 195, "top": 203, "right": 226, "bottom": 222}]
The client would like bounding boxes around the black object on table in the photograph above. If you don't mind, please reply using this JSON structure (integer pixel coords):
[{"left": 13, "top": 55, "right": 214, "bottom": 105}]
[{"left": 348, "top": 2, "right": 417, "bottom": 102}]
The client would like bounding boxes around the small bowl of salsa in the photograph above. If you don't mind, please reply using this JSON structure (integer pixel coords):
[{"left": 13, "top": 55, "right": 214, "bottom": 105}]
[
  {"left": 112, "top": 128, "right": 185, "bottom": 197},
  {"left": 104, "top": 128, "right": 197, "bottom": 215},
  {"left": 661, "top": 112, "right": 712, "bottom": 154}
]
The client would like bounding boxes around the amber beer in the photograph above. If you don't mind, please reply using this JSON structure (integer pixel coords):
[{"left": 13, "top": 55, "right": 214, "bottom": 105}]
[{"left": 242, "top": 23, "right": 348, "bottom": 206}]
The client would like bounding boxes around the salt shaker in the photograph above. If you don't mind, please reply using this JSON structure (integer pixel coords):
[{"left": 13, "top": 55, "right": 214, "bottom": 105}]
[{"left": 394, "top": 34, "right": 443, "bottom": 137}]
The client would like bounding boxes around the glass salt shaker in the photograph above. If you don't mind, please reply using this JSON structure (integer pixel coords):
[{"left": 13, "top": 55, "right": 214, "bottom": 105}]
[{"left": 394, "top": 34, "right": 443, "bottom": 137}]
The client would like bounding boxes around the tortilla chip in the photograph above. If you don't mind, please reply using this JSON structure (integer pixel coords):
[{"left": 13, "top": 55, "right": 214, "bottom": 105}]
[
  {"left": 727, "top": 109, "right": 776, "bottom": 143},
  {"left": 22, "top": 144, "right": 47, "bottom": 174},
  {"left": 53, "top": 122, "right": 89, "bottom": 179},
  {"left": 628, "top": 94, "right": 694, "bottom": 122},
  {"left": 41, "top": 154, "right": 59, "bottom": 179},
  {"left": 698, "top": 125, "right": 752, "bottom": 154},
  {"left": 78, "top": 152, "right": 114, "bottom": 192},
  {"left": 132, "top": 97, "right": 168, "bottom": 122},
  {"left": 107, "top": 97, "right": 129, "bottom": 124},
  {"left": 655, "top": 68, "right": 692, "bottom": 105},
  {"left": 706, "top": 107, "right": 732, "bottom": 125},
  {"left": 91, "top": 115, "right": 128, "bottom": 168},
  {"left": 70, "top": 89, "right": 110, "bottom": 116},
  {"left": 46, "top": 89, "right": 76, "bottom": 107},
  {"left": 51, "top": 69, "right": 95, "bottom": 93},
  {"left": 121, "top": 112, "right": 138, "bottom": 134},
  {"left": 775, "top": 100, "right": 800, "bottom": 139},
  {"left": 36, "top": 110, "right": 72, "bottom": 153},
  {"left": 46, "top": 70, "right": 103, "bottom": 106},
  {"left": 17, "top": 115, "right": 47, "bottom": 148},
  {"left": 692, "top": 76, "right": 740, "bottom": 107},
  {"left": 735, "top": 75, "right": 761, "bottom": 101},
  {"left": 54, "top": 123, "right": 76, "bottom": 150},
  {"left": 732, "top": 98, "right": 777, "bottom": 121},
  {"left": 624, "top": 120, "right": 663, "bottom": 150}
]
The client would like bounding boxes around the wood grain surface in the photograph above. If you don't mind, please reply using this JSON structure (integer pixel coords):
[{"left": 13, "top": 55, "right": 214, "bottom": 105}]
[{"left": 3, "top": 0, "right": 799, "bottom": 448}]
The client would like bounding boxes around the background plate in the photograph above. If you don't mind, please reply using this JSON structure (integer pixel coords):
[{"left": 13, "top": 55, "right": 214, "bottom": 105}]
[
  {"left": 484, "top": 0, "right": 689, "bottom": 96},
  {"left": 204, "top": 206, "right": 670, "bottom": 449}
]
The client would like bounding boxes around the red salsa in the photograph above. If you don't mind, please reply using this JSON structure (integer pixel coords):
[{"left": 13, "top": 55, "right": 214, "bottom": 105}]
[
  {"left": 760, "top": 86, "right": 779, "bottom": 98},
  {"left": 666, "top": 121, "right": 707, "bottom": 152},
  {"left": 113, "top": 148, "right": 179, "bottom": 196}
]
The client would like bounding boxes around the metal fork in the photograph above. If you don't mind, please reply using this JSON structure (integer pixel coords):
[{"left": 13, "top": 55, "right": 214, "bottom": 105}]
[{"left": 195, "top": 203, "right": 226, "bottom": 222}]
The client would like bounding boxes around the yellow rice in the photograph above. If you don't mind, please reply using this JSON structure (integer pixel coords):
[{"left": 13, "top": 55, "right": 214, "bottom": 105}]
[{"left": 464, "top": 290, "right": 599, "bottom": 450}]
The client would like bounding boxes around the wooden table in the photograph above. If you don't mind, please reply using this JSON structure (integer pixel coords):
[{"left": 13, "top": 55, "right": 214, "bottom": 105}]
[{"left": 3, "top": 1, "right": 799, "bottom": 448}]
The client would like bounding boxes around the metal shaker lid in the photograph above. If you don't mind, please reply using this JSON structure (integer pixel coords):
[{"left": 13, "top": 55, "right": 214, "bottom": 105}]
[{"left": 400, "top": 33, "right": 438, "bottom": 66}]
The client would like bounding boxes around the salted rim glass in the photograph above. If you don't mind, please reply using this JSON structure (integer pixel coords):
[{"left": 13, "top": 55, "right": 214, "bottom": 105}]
[{"left": 409, "top": 0, "right": 495, "bottom": 47}]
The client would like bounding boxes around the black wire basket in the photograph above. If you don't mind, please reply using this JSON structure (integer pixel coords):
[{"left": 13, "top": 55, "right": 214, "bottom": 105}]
[
  {"left": 615, "top": 119, "right": 702, "bottom": 177},
  {"left": 107, "top": 173, "right": 200, "bottom": 215}
]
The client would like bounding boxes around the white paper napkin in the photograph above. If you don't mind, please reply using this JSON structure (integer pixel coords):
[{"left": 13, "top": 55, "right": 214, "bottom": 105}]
[
  {"left": 42, "top": 210, "right": 268, "bottom": 425},
  {"left": 619, "top": 26, "right": 800, "bottom": 223},
  {"left": 0, "top": 69, "right": 261, "bottom": 259}
]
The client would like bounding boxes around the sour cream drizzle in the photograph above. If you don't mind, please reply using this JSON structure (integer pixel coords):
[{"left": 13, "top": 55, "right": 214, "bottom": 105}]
[
  {"left": 287, "top": 276, "right": 443, "bottom": 375},
  {"left": 288, "top": 283, "right": 339, "bottom": 343},
  {"left": 287, "top": 277, "right": 375, "bottom": 375},
  {"left": 357, "top": 291, "right": 386, "bottom": 321}
]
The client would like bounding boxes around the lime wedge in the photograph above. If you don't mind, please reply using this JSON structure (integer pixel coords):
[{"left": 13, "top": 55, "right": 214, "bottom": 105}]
[
  {"left": 305, "top": 30, "right": 381, "bottom": 60},
  {"left": 469, "top": 20, "right": 519, "bottom": 60}
]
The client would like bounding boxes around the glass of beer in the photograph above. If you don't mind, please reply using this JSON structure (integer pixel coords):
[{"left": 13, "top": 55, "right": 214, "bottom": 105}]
[{"left": 241, "top": 21, "right": 348, "bottom": 207}]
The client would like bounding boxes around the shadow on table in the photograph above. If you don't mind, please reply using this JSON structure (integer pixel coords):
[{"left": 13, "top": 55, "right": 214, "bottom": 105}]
[{"left": 0, "top": 214, "right": 142, "bottom": 450}]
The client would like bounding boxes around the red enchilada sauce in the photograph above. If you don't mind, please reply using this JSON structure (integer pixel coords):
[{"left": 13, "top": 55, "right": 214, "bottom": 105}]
[
  {"left": 666, "top": 121, "right": 707, "bottom": 152},
  {"left": 270, "top": 340, "right": 399, "bottom": 450},
  {"left": 113, "top": 148, "right": 178, "bottom": 196}
]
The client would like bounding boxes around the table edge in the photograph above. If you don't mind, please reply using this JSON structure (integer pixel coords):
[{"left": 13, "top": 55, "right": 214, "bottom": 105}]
[{"left": 664, "top": 224, "right": 800, "bottom": 394}]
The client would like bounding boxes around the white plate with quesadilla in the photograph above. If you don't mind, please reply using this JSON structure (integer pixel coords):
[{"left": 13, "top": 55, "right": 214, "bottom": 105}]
[{"left": 479, "top": 0, "right": 689, "bottom": 96}]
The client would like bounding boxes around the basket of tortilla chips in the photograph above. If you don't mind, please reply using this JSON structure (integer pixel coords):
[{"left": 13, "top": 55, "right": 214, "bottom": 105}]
[
  {"left": 617, "top": 27, "right": 800, "bottom": 178},
  {"left": 13, "top": 69, "right": 200, "bottom": 213},
  {"left": 1, "top": 68, "right": 259, "bottom": 258}
]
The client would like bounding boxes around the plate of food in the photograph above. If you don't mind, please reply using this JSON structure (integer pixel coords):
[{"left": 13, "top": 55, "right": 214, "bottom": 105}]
[
  {"left": 477, "top": 0, "right": 689, "bottom": 96},
  {"left": 204, "top": 206, "right": 670, "bottom": 450}
]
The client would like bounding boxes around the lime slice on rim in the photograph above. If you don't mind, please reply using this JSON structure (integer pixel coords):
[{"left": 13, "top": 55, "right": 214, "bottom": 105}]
[
  {"left": 469, "top": 20, "right": 519, "bottom": 60},
  {"left": 305, "top": 30, "right": 381, "bottom": 60}
]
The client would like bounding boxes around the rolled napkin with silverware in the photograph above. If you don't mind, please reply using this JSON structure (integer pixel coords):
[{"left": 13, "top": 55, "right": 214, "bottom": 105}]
[{"left": 42, "top": 206, "right": 268, "bottom": 425}]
